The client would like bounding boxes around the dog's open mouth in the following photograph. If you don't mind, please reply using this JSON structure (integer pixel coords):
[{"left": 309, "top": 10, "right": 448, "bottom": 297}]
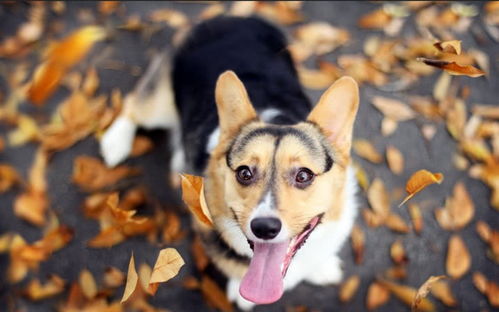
[{"left": 239, "top": 214, "right": 323, "bottom": 304}]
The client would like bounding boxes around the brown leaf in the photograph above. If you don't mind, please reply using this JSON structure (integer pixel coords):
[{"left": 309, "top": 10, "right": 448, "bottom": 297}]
[
  {"left": 408, "top": 203, "right": 423, "bottom": 234},
  {"left": 366, "top": 282, "right": 390, "bottom": 310},
  {"left": 162, "top": 210, "right": 184, "bottom": 244},
  {"left": 79, "top": 269, "right": 97, "bottom": 300},
  {"left": 435, "top": 181, "right": 474, "bottom": 230},
  {"left": 200, "top": 275, "right": 233, "bottom": 312},
  {"left": 87, "top": 226, "right": 126, "bottom": 248},
  {"left": 353, "top": 140, "right": 383, "bottom": 164},
  {"left": 130, "top": 135, "right": 154, "bottom": 157},
  {"left": 121, "top": 253, "right": 138, "bottom": 303},
  {"left": 148, "top": 248, "right": 185, "bottom": 295},
  {"left": 180, "top": 174, "right": 213, "bottom": 227},
  {"left": 446, "top": 235, "right": 471, "bottom": 279},
  {"left": 417, "top": 58, "right": 485, "bottom": 77},
  {"left": 182, "top": 276, "right": 200, "bottom": 290},
  {"left": 390, "top": 239, "right": 408, "bottom": 265},
  {"left": 82, "top": 67, "right": 99, "bottom": 97},
  {"left": 350, "top": 225, "right": 364, "bottom": 264},
  {"left": 103, "top": 266, "right": 125, "bottom": 288},
  {"left": 384, "top": 265, "right": 407, "bottom": 280},
  {"left": 412, "top": 275, "right": 446, "bottom": 312},
  {"left": 0, "top": 164, "right": 23, "bottom": 192},
  {"left": 399, "top": 170, "right": 443, "bottom": 206},
  {"left": 372, "top": 96, "right": 416, "bottom": 122},
  {"left": 368, "top": 178, "right": 390, "bottom": 219},
  {"left": 378, "top": 279, "right": 435, "bottom": 312},
  {"left": 433, "top": 40, "right": 462, "bottom": 55},
  {"left": 72, "top": 156, "right": 140, "bottom": 192},
  {"left": 24, "top": 274, "right": 65, "bottom": 301},
  {"left": 430, "top": 280, "right": 457, "bottom": 307},
  {"left": 28, "top": 26, "right": 106, "bottom": 105},
  {"left": 386, "top": 145, "right": 404, "bottom": 175},
  {"left": 339, "top": 275, "right": 361, "bottom": 303}
]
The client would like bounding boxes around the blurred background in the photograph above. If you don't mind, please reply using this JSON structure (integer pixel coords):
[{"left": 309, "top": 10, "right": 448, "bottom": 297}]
[{"left": 0, "top": 1, "right": 498, "bottom": 311}]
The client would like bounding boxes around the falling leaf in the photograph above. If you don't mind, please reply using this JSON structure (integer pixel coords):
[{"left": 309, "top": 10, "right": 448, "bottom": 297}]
[
  {"left": 350, "top": 225, "right": 364, "bottom": 264},
  {"left": 28, "top": 26, "right": 107, "bottom": 105},
  {"left": 0, "top": 164, "right": 23, "bottom": 192},
  {"left": 353, "top": 140, "right": 383, "bottom": 164},
  {"left": 408, "top": 203, "right": 423, "bottom": 234},
  {"left": 378, "top": 279, "right": 435, "bottom": 312},
  {"left": 431, "top": 280, "right": 457, "bottom": 307},
  {"left": 200, "top": 275, "right": 233, "bottom": 312},
  {"left": 417, "top": 58, "right": 485, "bottom": 77},
  {"left": 399, "top": 170, "right": 443, "bottom": 206},
  {"left": 366, "top": 282, "right": 390, "bottom": 310},
  {"left": 433, "top": 40, "right": 462, "bottom": 55},
  {"left": 390, "top": 239, "right": 408, "bottom": 265},
  {"left": 121, "top": 253, "right": 138, "bottom": 303},
  {"left": 130, "top": 135, "right": 154, "bottom": 157},
  {"left": 435, "top": 181, "right": 474, "bottom": 230},
  {"left": 72, "top": 156, "right": 140, "bottom": 192},
  {"left": 339, "top": 275, "right": 361, "bottom": 303},
  {"left": 446, "top": 235, "right": 471, "bottom": 279},
  {"left": 412, "top": 275, "right": 446, "bottom": 312},
  {"left": 103, "top": 266, "right": 125, "bottom": 288},
  {"left": 372, "top": 96, "right": 416, "bottom": 122},
  {"left": 79, "top": 269, "right": 97, "bottom": 300},
  {"left": 24, "top": 274, "right": 65, "bottom": 301},
  {"left": 180, "top": 174, "right": 213, "bottom": 227},
  {"left": 148, "top": 248, "right": 185, "bottom": 295},
  {"left": 386, "top": 145, "right": 404, "bottom": 175},
  {"left": 368, "top": 178, "right": 390, "bottom": 219}
]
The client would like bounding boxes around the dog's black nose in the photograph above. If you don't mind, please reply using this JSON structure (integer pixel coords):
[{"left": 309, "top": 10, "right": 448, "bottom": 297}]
[{"left": 251, "top": 217, "right": 281, "bottom": 240}]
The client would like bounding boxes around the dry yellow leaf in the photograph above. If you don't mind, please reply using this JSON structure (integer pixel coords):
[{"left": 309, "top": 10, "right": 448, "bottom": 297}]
[
  {"left": 472, "top": 272, "right": 499, "bottom": 307},
  {"left": 433, "top": 72, "right": 451, "bottom": 102},
  {"left": 103, "top": 266, "right": 125, "bottom": 288},
  {"left": 148, "top": 248, "right": 185, "bottom": 295},
  {"left": 372, "top": 96, "right": 416, "bottom": 122},
  {"left": 431, "top": 280, "right": 457, "bottom": 307},
  {"left": 390, "top": 239, "right": 408, "bottom": 265},
  {"left": 446, "top": 235, "right": 471, "bottom": 279},
  {"left": 381, "top": 118, "right": 398, "bottom": 137},
  {"left": 399, "top": 170, "right": 443, "bottom": 206},
  {"left": 366, "top": 282, "right": 390, "bottom": 310},
  {"left": 0, "top": 164, "right": 23, "bottom": 192},
  {"left": 353, "top": 139, "right": 383, "bottom": 164},
  {"left": 79, "top": 269, "right": 97, "bottom": 300},
  {"left": 435, "top": 181, "right": 474, "bottom": 230},
  {"left": 385, "top": 214, "right": 410, "bottom": 233},
  {"left": 180, "top": 174, "right": 213, "bottom": 227},
  {"left": 368, "top": 178, "right": 390, "bottom": 219},
  {"left": 339, "top": 275, "right": 361, "bottom": 303},
  {"left": 24, "top": 274, "right": 65, "bottom": 301},
  {"left": 433, "top": 40, "right": 462, "bottom": 55},
  {"left": 297, "top": 62, "right": 341, "bottom": 90},
  {"left": 408, "top": 203, "right": 423, "bottom": 234},
  {"left": 121, "top": 253, "right": 138, "bottom": 303},
  {"left": 386, "top": 145, "right": 404, "bottom": 175},
  {"left": 412, "top": 275, "right": 446, "bottom": 312},
  {"left": 294, "top": 22, "right": 350, "bottom": 55},
  {"left": 473, "top": 104, "right": 499, "bottom": 120},
  {"left": 378, "top": 279, "right": 435, "bottom": 312},
  {"left": 8, "top": 114, "right": 41, "bottom": 146},
  {"left": 353, "top": 162, "right": 369, "bottom": 191},
  {"left": 358, "top": 8, "right": 392, "bottom": 29}
]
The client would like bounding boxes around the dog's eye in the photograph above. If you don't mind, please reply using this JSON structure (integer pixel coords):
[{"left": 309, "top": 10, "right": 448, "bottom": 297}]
[
  {"left": 295, "top": 168, "right": 314, "bottom": 187},
  {"left": 236, "top": 166, "right": 254, "bottom": 185}
]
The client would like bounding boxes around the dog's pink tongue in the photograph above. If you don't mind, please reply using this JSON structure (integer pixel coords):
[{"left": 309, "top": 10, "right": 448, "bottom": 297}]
[{"left": 239, "top": 241, "right": 288, "bottom": 304}]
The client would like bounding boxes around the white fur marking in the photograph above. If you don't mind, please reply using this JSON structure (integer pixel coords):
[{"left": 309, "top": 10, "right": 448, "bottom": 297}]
[{"left": 100, "top": 116, "right": 137, "bottom": 167}]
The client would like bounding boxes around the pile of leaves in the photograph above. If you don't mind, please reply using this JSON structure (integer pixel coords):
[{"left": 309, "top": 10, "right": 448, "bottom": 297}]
[{"left": 0, "top": 1, "right": 497, "bottom": 311}]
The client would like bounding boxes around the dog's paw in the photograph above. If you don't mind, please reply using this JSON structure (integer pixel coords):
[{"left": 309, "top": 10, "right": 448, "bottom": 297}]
[
  {"left": 227, "top": 278, "right": 255, "bottom": 311},
  {"left": 100, "top": 116, "right": 137, "bottom": 167},
  {"left": 305, "top": 256, "right": 343, "bottom": 286}
]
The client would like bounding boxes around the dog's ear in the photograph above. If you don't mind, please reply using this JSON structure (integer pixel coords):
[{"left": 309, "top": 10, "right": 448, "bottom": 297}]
[
  {"left": 307, "top": 76, "right": 359, "bottom": 157},
  {"left": 215, "top": 71, "right": 258, "bottom": 142}
]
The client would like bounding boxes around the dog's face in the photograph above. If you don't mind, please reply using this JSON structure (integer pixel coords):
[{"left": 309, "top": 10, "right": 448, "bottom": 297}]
[{"left": 203, "top": 71, "right": 359, "bottom": 304}]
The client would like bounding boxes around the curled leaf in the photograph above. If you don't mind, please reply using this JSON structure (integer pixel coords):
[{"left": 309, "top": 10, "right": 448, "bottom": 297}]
[
  {"left": 399, "top": 170, "right": 443, "bottom": 206},
  {"left": 121, "top": 253, "right": 138, "bottom": 303},
  {"left": 417, "top": 58, "right": 485, "bottom": 77},
  {"left": 412, "top": 275, "right": 446, "bottom": 312},
  {"left": 378, "top": 279, "right": 435, "bottom": 312},
  {"left": 433, "top": 40, "right": 461, "bottom": 55},
  {"left": 180, "top": 174, "right": 213, "bottom": 227}
]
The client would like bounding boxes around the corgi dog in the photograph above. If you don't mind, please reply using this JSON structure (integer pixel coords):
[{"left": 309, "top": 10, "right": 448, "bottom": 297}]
[{"left": 101, "top": 16, "right": 359, "bottom": 310}]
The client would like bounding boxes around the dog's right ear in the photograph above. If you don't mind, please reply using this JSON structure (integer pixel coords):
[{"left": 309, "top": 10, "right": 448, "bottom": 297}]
[{"left": 215, "top": 71, "right": 257, "bottom": 142}]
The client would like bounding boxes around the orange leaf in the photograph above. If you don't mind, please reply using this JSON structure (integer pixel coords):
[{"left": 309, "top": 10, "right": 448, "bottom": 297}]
[
  {"left": 412, "top": 275, "right": 447, "bottom": 312},
  {"left": 435, "top": 181, "right": 474, "bottom": 230},
  {"left": 399, "top": 170, "right": 443, "bottom": 206},
  {"left": 339, "top": 275, "right": 361, "bottom": 303},
  {"left": 79, "top": 269, "right": 97, "bottom": 300},
  {"left": 366, "top": 282, "right": 390, "bottom": 310},
  {"left": 417, "top": 58, "right": 485, "bottom": 77},
  {"left": 390, "top": 239, "right": 408, "bottom": 265},
  {"left": 121, "top": 253, "right": 138, "bottom": 303},
  {"left": 353, "top": 140, "right": 383, "bottom": 164},
  {"left": 386, "top": 145, "right": 404, "bottom": 175},
  {"left": 180, "top": 174, "right": 213, "bottom": 227},
  {"left": 148, "top": 248, "right": 185, "bottom": 295},
  {"left": 430, "top": 280, "right": 457, "bottom": 307},
  {"left": 367, "top": 178, "right": 390, "bottom": 219},
  {"left": 378, "top": 279, "right": 435, "bottom": 312},
  {"left": 23, "top": 275, "right": 65, "bottom": 301},
  {"left": 130, "top": 135, "right": 154, "bottom": 157},
  {"left": 0, "top": 164, "right": 23, "bottom": 192},
  {"left": 446, "top": 235, "right": 471, "bottom": 279}
]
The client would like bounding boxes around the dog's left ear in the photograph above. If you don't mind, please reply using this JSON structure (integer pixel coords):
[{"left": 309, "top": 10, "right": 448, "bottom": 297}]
[
  {"left": 215, "top": 71, "right": 258, "bottom": 142},
  {"left": 307, "top": 76, "right": 359, "bottom": 157}
]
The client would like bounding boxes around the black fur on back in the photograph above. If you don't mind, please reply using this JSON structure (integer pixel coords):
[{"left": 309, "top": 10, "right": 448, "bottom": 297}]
[{"left": 172, "top": 16, "right": 312, "bottom": 173}]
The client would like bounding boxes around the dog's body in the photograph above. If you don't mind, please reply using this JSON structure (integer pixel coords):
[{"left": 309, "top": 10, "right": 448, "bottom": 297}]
[{"left": 101, "top": 16, "right": 359, "bottom": 310}]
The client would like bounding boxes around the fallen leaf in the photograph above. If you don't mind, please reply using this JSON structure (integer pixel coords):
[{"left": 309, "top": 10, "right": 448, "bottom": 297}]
[
  {"left": 475, "top": 221, "right": 499, "bottom": 263},
  {"left": 430, "top": 280, "right": 457, "bottom": 307},
  {"left": 229, "top": 1, "right": 257, "bottom": 17},
  {"left": 412, "top": 276, "right": 446, "bottom": 312},
  {"left": 149, "top": 9, "right": 189, "bottom": 28},
  {"left": 378, "top": 279, "right": 435, "bottom": 312},
  {"left": 446, "top": 235, "right": 471, "bottom": 279},
  {"left": 408, "top": 203, "right": 423, "bottom": 234},
  {"left": 358, "top": 8, "right": 392, "bottom": 29},
  {"left": 390, "top": 239, "right": 408, "bottom": 265},
  {"left": 121, "top": 253, "right": 138, "bottom": 303},
  {"left": 368, "top": 178, "right": 390, "bottom": 219},
  {"left": 472, "top": 272, "right": 499, "bottom": 307},
  {"left": 297, "top": 62, "right": 341, "bottom": 90},
  {"left": 72, "top": 156, "right": 140, "bottom": 192},
  {"left": 0, "top": 164, "right": 23, "bottom": 192},
  {"left": 433, "top": 72, "right": 451, "bottom": 102},
  {"left": 399, "top": 170, "right": 443, "bottom": 206},
  {"left": 386, "top": 145, "right": 404, "bottom": 175},
  {"left": 384, "top": 265, "right": 407, "bottom": 280},
  {"left": 435, "top": 181, "right": 474, "bottom": 230},
  {"left": 200, "top": 275, "right": 233, "bottom": 312},
  {"left": 473, "top": 104, "right": 499, "bottom": 120},
  {"left": 82, "top": 66, "right": 99, "bottom": 97},
  {"left": 148, "top": 248, "right": 185, "bottom": 295},
  {"left": 294, "top": 22, "right": 350, "bottom": 55},
  {"left": 366, "top": 282, "right": 390, "bottom": 310},
  {"left": 255, "top": 1, "right": 304, "bottom": 26},
  {"left": 103, "top": 266, "right": 125, "bottom": 288},
  {"left": 417, "top": 58, "right": 485, "bottom": 77},
  {"left": 353, "top": 140, "right": 383, "bottom": 164},
  {"left": 372, "top": 96, "right": 416, "bottom": 122},
  {"left": 353, "top": 162, "right": 369, "bottom": 191},
  {"left": 98, "top": 1, "right": 120, "bottom": 15},
  {"left": 28, "top": 26, "right": 107, "bottom": 105},
  {"left": 381, "top": 118, "right": 398, "bottom": 137},
  {"left": 180, "top": 174, "right": 213, "bottom": 227},
  {"left": 350, "top": 225, "right": 364, "bottom": 264},
  {"left": 433, "top": 40, "right": 462, "bottom": 55},
  {"left": 199, "top": 3, "right": 225, "bottom": 20},
  {"left": 339, "top": 275, "right": 361, "bottom": 303},
  {"left": 8, "top": 114, "right": 41, "bottom": 146},
  {"left": 162, "top": 210, "right": 184, "bottom": 244},
  {"left": 79, "top": 269, "right": 97, "bottom": 300},
  {"left": 24, "top": 274, "right": 65, "bottom": 301},
  {"left": 182, "top": 276, "right": 200, "bottom": 290},
  {"left": 362, "top": 208, "right": 384, "bottom": 228}
]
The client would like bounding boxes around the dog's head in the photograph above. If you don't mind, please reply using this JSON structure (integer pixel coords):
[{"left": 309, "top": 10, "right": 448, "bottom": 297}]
[{"left": 204, "top": 71, "right": 359, "bottom": 304}]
